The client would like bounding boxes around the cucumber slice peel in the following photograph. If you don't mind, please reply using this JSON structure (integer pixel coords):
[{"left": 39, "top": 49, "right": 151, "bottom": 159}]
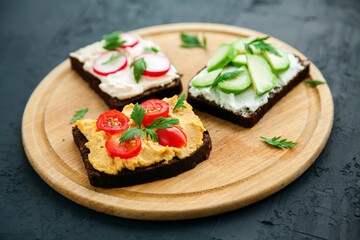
[
  {"left": 191, "top": 69, "right": 223, "bottom": 88},
  {"left": 218, "top": 67, "right": 252, "bottom": 94},
  {"left": 263, "top": 46, "right": 290, "bottom": 74},
  {"left": 207, "top": 43, "right": 236, "bottom": 72},
  {"left": 247, "top": 54, "right": 277, "bottom": 96}
]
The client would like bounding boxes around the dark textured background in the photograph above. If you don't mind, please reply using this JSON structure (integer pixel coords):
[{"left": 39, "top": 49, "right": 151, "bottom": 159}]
[{"left": 1, "top": 0, "right": 359, "bottom": 239}]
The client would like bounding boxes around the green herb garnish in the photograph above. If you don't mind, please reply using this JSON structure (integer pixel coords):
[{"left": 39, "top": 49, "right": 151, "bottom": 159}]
[
  {"left": 120, "top": 127, "right": 145, "bottom": 143},
  {"left": 119, "top": 103, "right": 179, "bottom": 143},
  {"left": 102, "top": 31, "right": 126, "bottom": 50},
  {"left": 245, "top": 36, "right": 280, "bottom": 56},
  {"left": 180, "top": 32, "right": 207, "bottom": 49},
  {"left": 131, "top": 58, "right": 147, "bottom": 83},
  {"left": 130, "top": 103, "right": 147, "bottom": 128},
  {"left": 70, "top": 108, "right": 88, "bottom": 123},
  {"left": 144, "top": 47, "right": 159, "bottom": 53},
  {"left": 260, "top": 136, "right": 297, "bottom": 149},
  {"left": 143, "top": 128, "right": 159, "bottom": 142},
  {"left": 210, "top": 70, "right": 244, "bottom": 89},
  {"left": 305, "top": 80, "right": 326, "bottom": 87},
  {"left": 173, "top": 93, "right": 187, "bottom": 111},
  {"left": 101, "top": 52, "right": 124, "bottom": 65},
  {"left": 147, "top": 117, "right": 179, "bottom": 129}
]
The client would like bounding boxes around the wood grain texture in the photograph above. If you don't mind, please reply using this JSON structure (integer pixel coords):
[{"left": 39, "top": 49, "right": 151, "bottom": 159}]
[{"left": 22, "top": 23, "right": 333, "bottom": 220}]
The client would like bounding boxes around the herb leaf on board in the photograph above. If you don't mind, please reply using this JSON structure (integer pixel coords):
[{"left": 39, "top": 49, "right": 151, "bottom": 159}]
[
  {"left": 70, "top": 108, "right": 88, "bottom": 123},
  {"left": 180, "top": 32, "right": 207, "bottom": 49},
  {"left": 260, "top": 136, "right": 297, "bottom": 149}
]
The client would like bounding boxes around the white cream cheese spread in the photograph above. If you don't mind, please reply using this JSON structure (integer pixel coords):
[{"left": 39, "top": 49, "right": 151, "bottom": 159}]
[
  {"left": 188, "top": 52, "right": 305, "bottom": 117},
  {"left": 70, "top": 36, "right": 179, "bottom": 100}
]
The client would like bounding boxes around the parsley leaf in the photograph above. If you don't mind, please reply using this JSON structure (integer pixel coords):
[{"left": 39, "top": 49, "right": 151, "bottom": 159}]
[
  {"left": 131, "top": 103, "right": 147, "bottom": 128},
  {"left": 173, "top": 93, "right": 187, "bottom": 111},
  {"left": 260, "top": 136, "right": 297, "bottom": 149},
  {"left": 144, "top": 128, "right": 158, "bottom": 142},
  {"left": 119, "top": 127, "right": 144, "bottom": 144},
  {"left": 101, "top": 52, "right": 124, "bottom": 65},
  {"left": 210, "top": 70, "right": 244, "bottom": 89},
  {"left": 70, "top": 108, "right": 88, "bottom": 123},
  {"left": 180, "top": 32, "right": 207, "bottom": 49},
  {"left": 103, "top": 31, "right": 121, "bottom": 41},
  {"left": 147, "top": 117, "right": 179, "bottom": 130},
  {"left": 131, "top": 58, "right": 147, "bottom": 83},
  {"left": 245, "top": 36, "right": 280, "bottom": 56},
  {"left": 305, "top": 80, "right": 326, "bottom": 87},
  {"left": 102, "top": 31, "right": 126, "bottom": 50},
  {"left": 144, "top": 47, "right": 159, "bottom": 53}
]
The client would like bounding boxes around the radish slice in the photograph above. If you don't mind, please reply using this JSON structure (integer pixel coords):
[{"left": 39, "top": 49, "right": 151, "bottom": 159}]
[
  {"left": 120, "top": 33, "right": 139, "bottom": 48},
  {"left": 93, "top": 51, "right": 127, "bottom": 76},
  {"left": 136, "top": 53, "right": 171, "bottom": 77}
]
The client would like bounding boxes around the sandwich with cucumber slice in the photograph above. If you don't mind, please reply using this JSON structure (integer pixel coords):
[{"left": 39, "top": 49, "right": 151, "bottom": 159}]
[{"left": 187, "top": 36, "right": 310, "bottom": 127}]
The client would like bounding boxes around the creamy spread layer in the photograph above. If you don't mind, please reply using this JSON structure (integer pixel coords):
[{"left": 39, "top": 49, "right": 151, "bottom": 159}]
[
  {"left": 70, "top": 36, "right": 179, "bottom": 100},
  {"left": 75, "top": 96, "right": 206, "bottom": 175},
  {"left": 188, "top": 52, "right": 305, "bottom": 116}
]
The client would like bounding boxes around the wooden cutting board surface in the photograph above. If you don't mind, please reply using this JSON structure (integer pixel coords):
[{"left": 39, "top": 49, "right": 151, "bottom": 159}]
[{"left": 22, "top": 23, "right": 333, "bottom": 220}]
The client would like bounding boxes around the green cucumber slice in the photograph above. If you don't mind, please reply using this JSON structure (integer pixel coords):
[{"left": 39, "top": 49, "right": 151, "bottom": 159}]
[
  {"left": 207, "top": 43, "right": 236, "bottom": 72},
  {"left": 218, "top": 67, "right": 252, "bottom": 94},
  {"left": 247, "top": 54, "right": 277, "bottom": 96},
  {"left": 232, "top": 37, "right": 259, "bottom": 54},
  {"left": 191, "top": 69, "right": 222, "bottom": 88},
  {"left": 263, "top": 46, "right": 290, "bottom": 74},
  {"left": 231, "top": 54, "right": 247, "bottom": 67}
]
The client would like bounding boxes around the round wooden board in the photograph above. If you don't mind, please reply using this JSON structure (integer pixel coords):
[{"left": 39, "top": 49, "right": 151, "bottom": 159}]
[{"left": 22, "top": 23, "right": 333, "bottom": 220}]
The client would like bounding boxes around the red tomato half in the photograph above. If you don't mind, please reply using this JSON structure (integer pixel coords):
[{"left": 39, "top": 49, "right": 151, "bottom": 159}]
[
  {"left": 156, "top": 126, "right": 187, "bottom": 148},
  {"left": 140, "top": 99, "right": 169, "bottom": 126},
  {"left": 96, "top": 110, "right": 130, "bottom": 135},
  {"left": 105, "top": 134, "right": 141, "bottom": 159}
]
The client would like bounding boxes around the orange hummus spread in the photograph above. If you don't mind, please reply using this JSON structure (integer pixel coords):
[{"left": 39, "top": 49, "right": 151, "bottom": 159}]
[{"left": 75, "top": 95, "right": 206, "bottom": 175}]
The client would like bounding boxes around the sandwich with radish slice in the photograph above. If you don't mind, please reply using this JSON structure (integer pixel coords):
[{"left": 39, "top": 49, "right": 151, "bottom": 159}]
[{"left": 69, "top": 31, "right": 182, "bottom": 110}]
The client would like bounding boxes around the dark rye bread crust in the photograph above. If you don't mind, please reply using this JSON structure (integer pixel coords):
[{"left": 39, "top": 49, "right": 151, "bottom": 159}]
[
  {"left": 69, "top": 56, "right": 183, "bottom": 110},
  {"left": 187, "top": 61, "right": 310, "bottom": 128},
  {"left": 72, "top": 126, "right": 212, "bottom": 188}
]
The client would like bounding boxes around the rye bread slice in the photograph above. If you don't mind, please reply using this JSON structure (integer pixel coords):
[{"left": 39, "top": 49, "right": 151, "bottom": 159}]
[
  {"left": 187, "top": 60, "right": 310, "bottom": 128},
  {"left": 72, "top": 126, "right": 212, "bottom": 188},
  {"left": 69, "top": 56, "right": 183, "bottom": 110}
]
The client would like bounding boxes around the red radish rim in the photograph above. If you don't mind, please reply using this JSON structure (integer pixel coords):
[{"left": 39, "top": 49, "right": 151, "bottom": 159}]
[
  {"left": 135, "top": 53, "right": 171, "bottom": 77},
  {"left": 120, "top": 33, "right": 139, "bottom": 48},
  {"left": 93, "top": 51, "right": 128, "bottom": 76}
]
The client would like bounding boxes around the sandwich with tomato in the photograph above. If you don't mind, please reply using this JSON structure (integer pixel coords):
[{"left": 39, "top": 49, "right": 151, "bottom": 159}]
[{"left": 72, "top": 95, "right": 211, "bottom": 188}]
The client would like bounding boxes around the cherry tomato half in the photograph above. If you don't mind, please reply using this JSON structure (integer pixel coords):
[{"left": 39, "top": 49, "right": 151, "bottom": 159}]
[
  {"left": 96, "top": 110, "right": 130, "bottom": 135},
  {"left": 156, "top": 126, "right": 187, "bottom": 148},
  {"left": 140, "top": 99, "right": 169, "bottom": 126},
  {"left": 105, "top": 134, "right": 141, "bottom": 159}
]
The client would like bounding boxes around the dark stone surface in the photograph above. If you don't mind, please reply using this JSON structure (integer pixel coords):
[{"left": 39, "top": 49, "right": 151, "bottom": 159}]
[{"left": 0, "top": 0, "right": 359, "bottom": 239}]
